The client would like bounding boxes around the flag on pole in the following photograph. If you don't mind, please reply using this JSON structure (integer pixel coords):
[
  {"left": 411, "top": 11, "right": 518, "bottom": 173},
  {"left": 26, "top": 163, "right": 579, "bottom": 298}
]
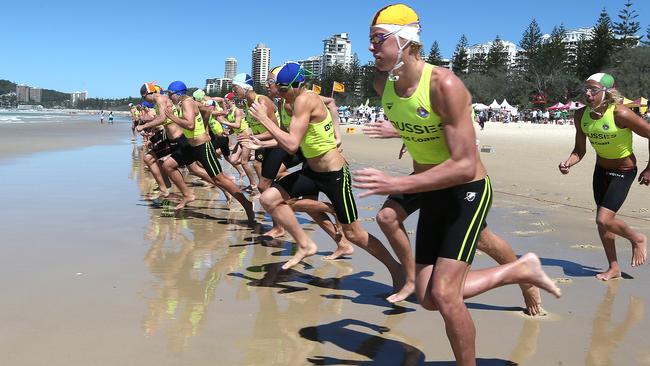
[
  {"left": 312, "top": 84, "right": 322, "bottom": 95},
  {"left": 333, "top": 81, "right": 345, "bottom": 93}
]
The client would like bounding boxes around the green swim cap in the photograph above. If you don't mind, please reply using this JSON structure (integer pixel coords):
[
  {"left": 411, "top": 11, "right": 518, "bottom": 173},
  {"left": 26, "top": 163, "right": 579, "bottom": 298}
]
[
  {"left": 586, "top": 73, "right": 615, "bottom": 89},
  {"left": 193, "top": 89, "right": 206, "bottom": 101}
]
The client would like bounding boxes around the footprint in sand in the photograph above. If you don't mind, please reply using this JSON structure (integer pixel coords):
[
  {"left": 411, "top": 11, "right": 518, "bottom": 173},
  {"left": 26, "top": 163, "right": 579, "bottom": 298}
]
[
  {"left": 554, "top": 277, "right": 573, "bottom": 284},
  {"left": 515, "top": 308, "right": 559, "bottom": 321},
  {"left": 639, "top": 208, "right": 648, "bottom": 213},
  {"left": 529, "top": 221, "right": 548, "bottom": 227},
  {"left": 571, "top": 243, "right": 600, "bottom": 250},
  {"left": 514, "top": 210, "right": 530, "bottom": 215},
  {"left": 360, "top": 217, "right": 376, "bottom": 222},
  {"left": 512, "top": 229, "right": 554, "bottom": 236}
]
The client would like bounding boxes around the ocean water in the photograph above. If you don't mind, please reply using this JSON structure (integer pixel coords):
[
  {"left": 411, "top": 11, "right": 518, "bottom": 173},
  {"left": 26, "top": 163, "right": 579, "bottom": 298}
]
[{"left": 0, "top": 109, "right": 124, "bottom": 124}]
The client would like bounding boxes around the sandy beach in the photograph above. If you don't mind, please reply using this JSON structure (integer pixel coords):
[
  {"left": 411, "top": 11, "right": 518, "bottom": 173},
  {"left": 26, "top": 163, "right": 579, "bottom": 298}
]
[{"left": 1, "top": 118, "right": 649, "bottom": 365}]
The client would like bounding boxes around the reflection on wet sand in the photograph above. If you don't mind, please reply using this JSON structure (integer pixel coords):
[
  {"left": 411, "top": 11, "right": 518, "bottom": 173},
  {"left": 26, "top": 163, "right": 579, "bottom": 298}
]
[
  {"left": 585, "top": 281, "right": 645, "bottom": 366},
  {"left": 240, "top": 261, "right": 354, "bottom": 365},
  {"left": 508, "top": 319, "right": 541, "bottom": 364}
]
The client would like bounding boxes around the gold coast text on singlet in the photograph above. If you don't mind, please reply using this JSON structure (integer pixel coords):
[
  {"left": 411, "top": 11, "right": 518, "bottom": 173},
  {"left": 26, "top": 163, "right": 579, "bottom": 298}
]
[
  {"left": 175, "top": 99, "right": 206, "bottom": 139},
  {"left": 581, "top": 105, "right": 633, "bottom": 159},
  {"left": 382, "top": 63, "right": 449, "bottom": 164}
]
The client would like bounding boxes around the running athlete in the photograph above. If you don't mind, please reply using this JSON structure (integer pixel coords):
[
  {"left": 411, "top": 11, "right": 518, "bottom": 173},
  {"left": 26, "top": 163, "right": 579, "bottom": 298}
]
[
  {"left": 161, "top": 81, "right": 255, "bottom": 222},
  {"left": 193, "top": 88, "right": 246, "bottom": 188},
  {"left": 353, "top": 5, "right": 561, "bottom": 365},
  {"left": 231, "top": 73, "right": 280, "bottom": 193},
  {"left": 249, "top": 62, "right": 402, "bottom": 283},
  {"left": 137, "top": 83, "right": 235, "bottom": 207},
  {"left": 559, "top": 73, "right": 649, "bottom": 281},
  {"left": 129, "top": 103, "right": 140, "bottom": 141},
  {"left": 363, "top": 120, "right": 543, "bottom": 312},
  {"left": 221, "top": 93, "right": 257, "bottom": 189},
  {"left": 241, "top": 65, "right": 354, "bottom": 259}
]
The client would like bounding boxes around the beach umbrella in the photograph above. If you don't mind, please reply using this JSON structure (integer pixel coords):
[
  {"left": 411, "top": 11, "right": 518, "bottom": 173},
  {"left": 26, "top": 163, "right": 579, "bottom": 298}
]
[
  {"left": 472, "top": 103, "right": 489, "bottom": 111},
  {"left": 568, "top": 101, "right": 584, "bottom": 110},
  {"left": 547, "top": 102, "right": 565, "bottom": 111}
]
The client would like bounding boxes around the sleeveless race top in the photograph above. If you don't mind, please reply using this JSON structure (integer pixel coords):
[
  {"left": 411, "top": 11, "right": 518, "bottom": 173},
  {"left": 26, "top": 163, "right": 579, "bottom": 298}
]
[
  {"left": 227, "top": 108, "right": 248, "bottom": 134},
  {"left": 300, "top": 92, "right": 337, "bottom": 159},
  {"left": 175, "top": 98, "right": 206, "bottom": 139},
  {"left": 382, "top": 63, "right": 449, "bottom": 164},
  {"left": 581, "top": 105, "right": 633, "bottom": 159}
]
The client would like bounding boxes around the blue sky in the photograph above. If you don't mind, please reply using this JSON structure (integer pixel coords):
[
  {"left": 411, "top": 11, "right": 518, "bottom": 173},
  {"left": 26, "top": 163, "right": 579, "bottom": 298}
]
[{"left": 3, "top": 0, "right": 648, "bottom": 98}]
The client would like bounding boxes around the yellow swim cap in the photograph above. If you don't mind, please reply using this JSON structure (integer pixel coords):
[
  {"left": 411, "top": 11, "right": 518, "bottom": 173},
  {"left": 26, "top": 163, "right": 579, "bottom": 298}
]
[{"left": 371, "top": 4, "right": 419, "bottom": 27}]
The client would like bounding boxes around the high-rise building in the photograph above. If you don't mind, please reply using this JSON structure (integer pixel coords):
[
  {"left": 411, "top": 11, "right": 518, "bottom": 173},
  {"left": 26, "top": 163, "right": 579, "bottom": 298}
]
[
  {"left": 205, "top": 78, "right": 232, "bottom": 96},
  {"left": 298, "top": 56, "right": 322, "bottom": 79},
  {"left": 29, "top": 88, "right": 42, "bottom": 103},
  {"left": 322, "top": 33, "right": 352, "bottom": 75},
  {"left": 467, "top": 39, "right": 521, "bottom": 68},
  {"left": 16, "top": 85, "right": 30, "bottom": 103},
  {"left": 224, "top": 57, "right": 237, "bottom": 79},
  {"left": 251, "top": 43, "right": 271, "bottom": 89},
  {"left": 70, "top": 91, "right": 88, "bottom": 106}
]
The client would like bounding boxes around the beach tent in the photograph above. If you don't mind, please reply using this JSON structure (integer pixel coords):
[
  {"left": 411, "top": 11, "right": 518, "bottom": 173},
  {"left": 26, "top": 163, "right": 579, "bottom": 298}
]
[
  {"left": 472, "top": 103, "right": 490, "bottom": 111},
  {"left": 626, "top": 97, "right": 648, "bottom": 107},
  {"left": 488, "top": 100, "right": 501, "bottom": 110},
  {"left": 623, "top": 97, "right": 635, "bottom": 106},
  {"left": 547, "top": 102, "right": 567, "bottom": 111},
  {"left": 500, "top": 99, "right": 515, "bottom": 111},
  {"left": 567, "top": 101, "right": 584, "bottom": 110}
]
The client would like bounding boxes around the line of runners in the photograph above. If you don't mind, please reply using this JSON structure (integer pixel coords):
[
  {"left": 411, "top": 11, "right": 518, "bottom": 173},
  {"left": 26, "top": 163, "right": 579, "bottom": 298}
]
[{"left": 126, "top": 4, "right": 650, "bottom": 365}]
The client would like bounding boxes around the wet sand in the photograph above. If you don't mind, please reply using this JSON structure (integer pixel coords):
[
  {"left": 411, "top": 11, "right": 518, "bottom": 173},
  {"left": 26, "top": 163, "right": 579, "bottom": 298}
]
[{"left": 0, "top": 120, "right": 649, "bottom": 365}]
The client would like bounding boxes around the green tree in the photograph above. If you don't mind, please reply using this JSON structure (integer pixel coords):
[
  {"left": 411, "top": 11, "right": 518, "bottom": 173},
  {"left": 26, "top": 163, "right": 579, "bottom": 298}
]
[
  {"left": 574, "top": 35, "right": 592, "bottom": 79},
  {"left": 468, "top": 52, "right": 487, "bottom": 74},
  {"left": 644, "top": 25, "right": 650, "bottom": 45},
  {"left": 605, "top": 46, "right": 650, "bottom": 98},
  {"left": 613, "top": 0, "right": 641, "bottom": 49},
  {"left": 320, "top": 62, "right": 348, "bottom": 103},
  {"left": 519, "top": 19, "right": 543, "bottom": 73},
  {"left": 452, "top": 34, "right": 469, "bottom": 75},
  {"left": 426, "top": 41, "right": 444, "bottom": 66},
  {"left": 587, "top": 8, "right": 616, "bottom": 76},
  {"left": 486, "top": 36, "right": 509, "bottom": 72}
]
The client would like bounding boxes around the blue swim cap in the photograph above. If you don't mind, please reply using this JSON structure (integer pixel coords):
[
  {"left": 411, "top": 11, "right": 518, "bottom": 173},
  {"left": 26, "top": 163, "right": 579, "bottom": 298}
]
[
  {"left": 276, "top": 62, "right": 305, "bottom": 85},
  {"left": 166, "top": 81, "right": 187, "bottom": 95},
  {"left": 232, "top": 73, "right": 254, "bottom": 89},
  {"left": 142, "top": 101, "right": 154, "bottom": 108}
]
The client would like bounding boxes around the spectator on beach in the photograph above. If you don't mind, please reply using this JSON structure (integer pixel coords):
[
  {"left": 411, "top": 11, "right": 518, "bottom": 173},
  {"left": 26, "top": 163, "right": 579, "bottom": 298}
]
[
  {"left": 108, "top": 111, "right": 114, "bottom": 124},
  {"left": 100, "top": 110, "right": 105, "bottom": 124}
]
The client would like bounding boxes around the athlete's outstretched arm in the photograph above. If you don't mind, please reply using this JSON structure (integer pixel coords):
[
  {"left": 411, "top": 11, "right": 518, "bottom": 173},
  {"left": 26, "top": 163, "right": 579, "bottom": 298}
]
[{"left": 559, "top": 109, "right": 587, "bottom": 174}]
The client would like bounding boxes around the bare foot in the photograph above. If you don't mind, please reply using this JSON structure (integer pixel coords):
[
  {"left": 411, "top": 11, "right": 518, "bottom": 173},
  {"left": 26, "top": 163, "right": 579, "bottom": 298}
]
[
  {"left": 386, "top": 281, "right": 415, "bottom": 304},
  {"left": 282, "top": 241, "right": 318, "bottom": 270},
  {"left": 631, "top": 234, "right": 647, "bottom": 267},
  {"left": 596, "top": 267, "right": 621, "bottom": 281},
  {"left": 519, "top": 283, "right": 543, "bottom": 316},
  {"left": 174, "top": 194, "right": 195, "bottom": 210},
  {"left": 520, "top": 253, "right": 562, "bottom": 299},
  {"left": 323, "top": 242, "right": 354, "bottom": 260},
  {"left": 263, "top": 226, "right": 286, "bottom": 238}
]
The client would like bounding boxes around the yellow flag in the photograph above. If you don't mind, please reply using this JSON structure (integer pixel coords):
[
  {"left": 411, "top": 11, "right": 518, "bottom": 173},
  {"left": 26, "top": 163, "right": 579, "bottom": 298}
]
[
  {"left": 333, "top": 81, "right": 345, "bottom": 93},
  {"left": 312, "top": 84, "right": 322, "bottom": 95}
]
